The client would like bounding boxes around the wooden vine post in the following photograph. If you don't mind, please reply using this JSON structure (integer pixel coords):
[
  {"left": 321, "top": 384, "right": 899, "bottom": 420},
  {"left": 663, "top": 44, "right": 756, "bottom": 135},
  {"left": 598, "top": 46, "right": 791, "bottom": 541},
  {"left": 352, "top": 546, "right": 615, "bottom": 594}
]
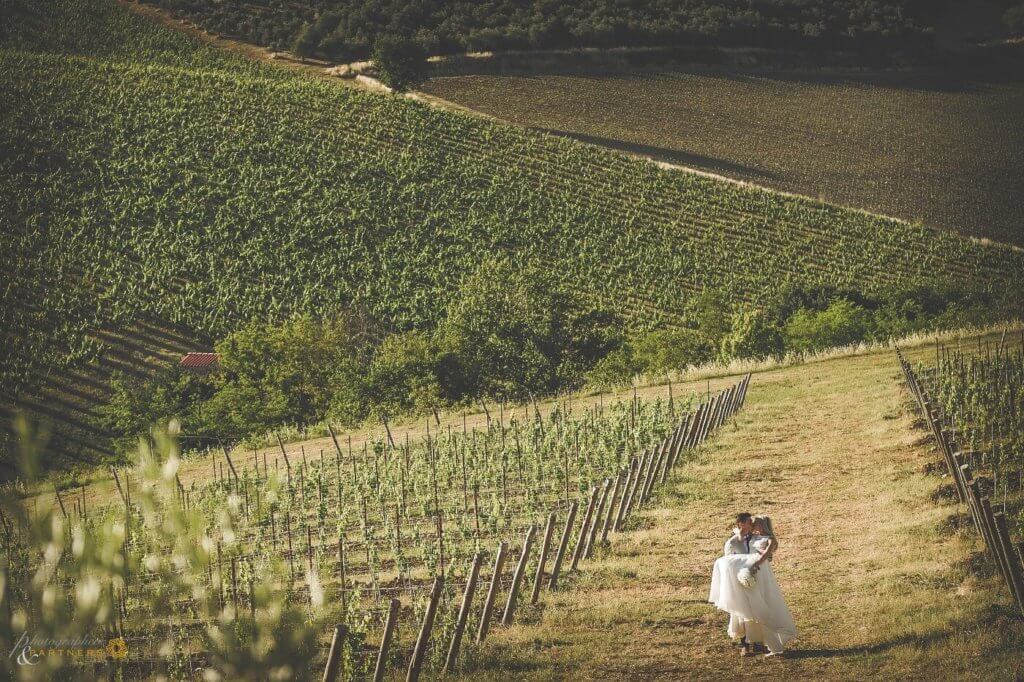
[
  {"left": 445, "top": 552, "right": 482, "bottom": 673},
  {"left": 477, "top": 542, "right": 508, "bottom": 643},
  {"left": 548, "top": 502, "right": 578, "bottom": 590},
  {"left": 501, "top": 524, "right": 536, "bottom": 625},
  {"left": 407, "top": 576, "right": 444, "bottom": 682},
  {"left": 321, "top": 624, "right": 348, "bottom": 682},
  {"left": 531, "top": 512, "right": 557, "bottom": 603},
  {"left": 571, "top": 487, "right": 600, "bottom": 571},
  {"left": 373, "top": 598, "right": 400, "bottom": 682}
]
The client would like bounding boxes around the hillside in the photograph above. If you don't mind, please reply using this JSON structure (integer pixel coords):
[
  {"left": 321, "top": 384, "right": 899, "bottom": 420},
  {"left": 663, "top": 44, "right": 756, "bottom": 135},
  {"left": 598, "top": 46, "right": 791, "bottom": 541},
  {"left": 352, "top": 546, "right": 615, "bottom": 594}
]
[
  {"left": 423, "top": 66, "right": 1024, "bottom": 246},
  {"left": 459, "top": 336, "right": 1024, "bottom": 679},
  {"left": 3, "top": 0, "right": 1024, "bottom": 470},
  {"left": 135, "top": 0, "right": 942, "bottom": 62}
]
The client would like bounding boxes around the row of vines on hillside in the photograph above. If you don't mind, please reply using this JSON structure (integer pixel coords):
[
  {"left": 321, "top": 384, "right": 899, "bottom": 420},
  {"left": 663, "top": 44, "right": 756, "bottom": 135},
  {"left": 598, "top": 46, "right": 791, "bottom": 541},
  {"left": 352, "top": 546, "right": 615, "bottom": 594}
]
[
  {"left": 898, "top": 334, "right": 1024, "bottom": 616},
  {"left": 4, "top": 45, "right": 1021, "bottom": 416},
  {"left": 1, "top": 377, "right": 750, "bottom": 678}
]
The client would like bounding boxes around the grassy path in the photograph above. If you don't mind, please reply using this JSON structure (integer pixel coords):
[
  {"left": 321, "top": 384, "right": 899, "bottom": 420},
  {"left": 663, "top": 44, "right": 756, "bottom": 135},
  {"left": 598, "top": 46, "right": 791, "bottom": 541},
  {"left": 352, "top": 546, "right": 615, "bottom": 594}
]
[{"left": 461, "top": 347, "right": 1024, "bottom": 679}]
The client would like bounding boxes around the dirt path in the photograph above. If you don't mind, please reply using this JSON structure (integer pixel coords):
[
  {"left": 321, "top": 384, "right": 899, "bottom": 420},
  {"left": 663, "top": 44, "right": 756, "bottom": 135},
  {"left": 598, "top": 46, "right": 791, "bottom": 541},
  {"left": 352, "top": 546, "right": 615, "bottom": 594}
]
[{"left": 460, "top": 346, "right": 1023, "bottom": 679}]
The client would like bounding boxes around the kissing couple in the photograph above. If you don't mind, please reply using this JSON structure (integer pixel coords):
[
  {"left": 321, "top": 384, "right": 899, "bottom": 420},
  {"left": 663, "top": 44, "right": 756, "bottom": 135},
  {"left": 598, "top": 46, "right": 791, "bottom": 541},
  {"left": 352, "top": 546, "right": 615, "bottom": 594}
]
[{"left": 708, "top": 512, "right": 797, "bottom": 657}]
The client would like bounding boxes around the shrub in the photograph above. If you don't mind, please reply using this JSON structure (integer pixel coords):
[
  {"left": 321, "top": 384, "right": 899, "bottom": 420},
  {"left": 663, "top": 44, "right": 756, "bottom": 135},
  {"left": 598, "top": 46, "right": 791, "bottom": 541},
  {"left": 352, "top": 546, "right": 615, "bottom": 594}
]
[
  {"left": 585, "top": 346, "right": 640, "bottom": 389},
  {"left": 783, "top": 299, "right": 870, "bottom": 353},
  {"left": 363, "top": 330, "right": 442, "bottom": 419},
  {"left": 438, "top": 259, "right": 563, "bottom": 399},
  {"left": 632, "top": 328, "right": 715, "bottom": 374},
  {"left": 721, "top": 307, "right": 784, "bottom": 360},
  {"left": 98, "top": 365, "right": 215, "bottom": 455},
  {"left": 210, "top": 315, "right": 367, "bottom": 433},
  {"left": 372, "top": 35, "right": 428, "bottom": 91}
]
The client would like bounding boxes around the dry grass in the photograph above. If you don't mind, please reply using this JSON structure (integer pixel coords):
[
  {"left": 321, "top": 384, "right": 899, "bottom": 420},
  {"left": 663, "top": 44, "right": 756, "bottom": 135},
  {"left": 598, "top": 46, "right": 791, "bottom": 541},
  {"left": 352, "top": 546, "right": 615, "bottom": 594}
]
[{"left": 448, "top": 341, "right": 1024, "bottom": 679}]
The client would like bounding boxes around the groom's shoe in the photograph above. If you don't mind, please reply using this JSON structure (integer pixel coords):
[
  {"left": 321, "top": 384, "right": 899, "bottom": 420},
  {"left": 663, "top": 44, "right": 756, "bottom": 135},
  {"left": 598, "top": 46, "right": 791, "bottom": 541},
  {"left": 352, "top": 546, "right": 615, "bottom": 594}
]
[{"left": 739, "top": 645, "right": 754, "bottom": 657}]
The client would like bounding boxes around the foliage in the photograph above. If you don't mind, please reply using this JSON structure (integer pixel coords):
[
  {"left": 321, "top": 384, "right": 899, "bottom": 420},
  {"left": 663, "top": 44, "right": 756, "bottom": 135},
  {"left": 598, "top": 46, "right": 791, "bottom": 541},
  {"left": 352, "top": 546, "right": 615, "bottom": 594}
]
[
  {"left": 720, "top": 308, "right": 784, "bottom": 361},
  {"left": 919, "top": 337, "right": 1024, "bottom": 537},
  {"left": 438, "top": 259, "right": 577, "bottom": 399},
  {"left": 783, "top": 299, "right": 872, "bottom": 354},
  {"left": 4, "top": 0, "right": 1024, "bottom": 469},
  {"left": 142, "top": 0, "right": 942, "bottom": 61},
  {"left": 4, "top": 388, "right": 687, "bottom": 678},
  {"left": 99, "top": 366, "right": 216, "bottom": 454},
  {"left": 0, "top": 417, "right": 325, "bottom": 679},
  {"left": 372, "top": 35, "right": 428, "bottom": 91},
  {"left": 363, "top": 330, "right": 443, "bottom": 419}
]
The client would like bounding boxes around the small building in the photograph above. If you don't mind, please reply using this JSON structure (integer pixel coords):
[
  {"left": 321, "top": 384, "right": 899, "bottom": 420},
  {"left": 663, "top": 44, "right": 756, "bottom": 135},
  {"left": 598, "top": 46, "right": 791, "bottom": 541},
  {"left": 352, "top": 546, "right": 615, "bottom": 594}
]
[{"left": 179, "top": 352, "right": 220, "bottom": 374}]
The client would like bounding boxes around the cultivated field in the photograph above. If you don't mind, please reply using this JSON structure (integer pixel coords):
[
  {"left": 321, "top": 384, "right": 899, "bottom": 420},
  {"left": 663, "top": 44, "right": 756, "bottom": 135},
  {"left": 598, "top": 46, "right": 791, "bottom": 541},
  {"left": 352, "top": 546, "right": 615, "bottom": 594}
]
[
  {"left": 422, "top": 67, "right": 1024, "bottom": 246},
  {"left": 5, "top": 1, "right": 1023, "bottom": 469},
  {"left": 460, "top": 332, "right": 1024, "bottom": 679}
]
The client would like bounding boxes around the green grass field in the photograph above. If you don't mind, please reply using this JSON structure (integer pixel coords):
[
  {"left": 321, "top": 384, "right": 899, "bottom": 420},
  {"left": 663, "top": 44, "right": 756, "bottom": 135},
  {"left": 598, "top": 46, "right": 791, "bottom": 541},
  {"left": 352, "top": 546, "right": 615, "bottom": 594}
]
[{"left": 422, "top": 67, "right": 1024, "bottom": 246}]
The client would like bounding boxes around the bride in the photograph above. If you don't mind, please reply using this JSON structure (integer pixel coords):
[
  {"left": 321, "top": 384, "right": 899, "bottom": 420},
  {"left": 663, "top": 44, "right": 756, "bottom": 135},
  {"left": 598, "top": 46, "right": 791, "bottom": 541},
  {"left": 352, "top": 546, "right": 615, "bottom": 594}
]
[{"left": 709, "top": 515, "right": 797, "bottom": 657}]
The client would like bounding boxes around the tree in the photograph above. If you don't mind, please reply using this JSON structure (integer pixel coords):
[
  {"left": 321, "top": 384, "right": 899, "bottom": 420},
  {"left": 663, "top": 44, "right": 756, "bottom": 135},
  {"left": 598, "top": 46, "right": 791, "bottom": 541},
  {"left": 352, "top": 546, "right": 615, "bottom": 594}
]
[
  {"left": 292, "top": 22, "right": 321, "bottom": 59},
  {"left": 372, "top": 35, "right": 428, "bottom": 92},
  {"left": 720, "top": 307, "right": 783, "bottom": 361},
  {"left": 439, "top": 258, "right": 566, "bottom": 399},
  {"left": 782, "top": 299, "right": 870, "bottom": 354},
  {"left": 632, "top": 328, "right": 715, "bottom": 374}
]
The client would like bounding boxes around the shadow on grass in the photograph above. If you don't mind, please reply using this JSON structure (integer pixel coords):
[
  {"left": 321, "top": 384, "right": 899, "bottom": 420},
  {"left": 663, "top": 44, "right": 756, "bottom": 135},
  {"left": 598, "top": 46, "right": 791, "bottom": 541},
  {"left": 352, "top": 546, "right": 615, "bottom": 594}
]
[{"left": 788, "top": 616, "right": 1021, "bottom": 660}]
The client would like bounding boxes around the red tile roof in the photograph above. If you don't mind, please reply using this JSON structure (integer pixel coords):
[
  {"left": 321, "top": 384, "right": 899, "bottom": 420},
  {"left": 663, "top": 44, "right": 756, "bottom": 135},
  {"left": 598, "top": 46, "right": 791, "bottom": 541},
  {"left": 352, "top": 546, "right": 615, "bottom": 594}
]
[{"left": 180, "top": 352, "right": 220, "bottom": 370}]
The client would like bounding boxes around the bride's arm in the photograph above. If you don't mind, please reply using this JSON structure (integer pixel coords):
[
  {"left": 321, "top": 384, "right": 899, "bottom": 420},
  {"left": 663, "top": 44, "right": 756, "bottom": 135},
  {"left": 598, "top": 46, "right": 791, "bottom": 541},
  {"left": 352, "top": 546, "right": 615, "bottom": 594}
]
[{"left": 752, "top": 539, "right": 778, "bottom": 569}]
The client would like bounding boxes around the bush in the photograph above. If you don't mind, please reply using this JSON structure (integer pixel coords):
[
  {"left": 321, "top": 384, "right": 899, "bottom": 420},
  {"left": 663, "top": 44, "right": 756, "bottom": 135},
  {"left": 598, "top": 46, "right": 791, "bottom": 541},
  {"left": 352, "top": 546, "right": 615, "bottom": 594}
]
[
  {"left": 98, "top": 365, "right": 215, "bottom": 455},
  {"left": 783, "top": 299, "right": 870, "bottom": 353},
  {"left": 210, "top": 315, "right": 367, "bottom": 434},
  {"left": 372, "top": 35, "right": 428, "bottom": 91},
  {"left": 292, "top": 22, "right": 321, "bottom": 58},
  {"left": 586, "top": 346, "right": 640, "bottom": 389},
  {"left": 690, "top": 289, "right": 732, "bottom": 347},
  {"left": 721, "top": 307, "right": 784, "bottom": 361},
  {"left": 632, "top": 328, "right": 715, "bottom": 374},
  {"left": 363, "top": 330, "right": 442, "bottom": 419},
  {"left": 438, "top": 259, "right": 565, "bottom": 399}
]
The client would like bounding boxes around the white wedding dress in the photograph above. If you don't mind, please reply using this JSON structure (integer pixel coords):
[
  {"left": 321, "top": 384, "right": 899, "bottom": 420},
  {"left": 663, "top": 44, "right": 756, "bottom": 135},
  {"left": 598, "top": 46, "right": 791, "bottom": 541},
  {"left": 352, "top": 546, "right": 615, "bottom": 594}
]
[{"left": 708, "top": 536, "right": 797, "bottom": 653}]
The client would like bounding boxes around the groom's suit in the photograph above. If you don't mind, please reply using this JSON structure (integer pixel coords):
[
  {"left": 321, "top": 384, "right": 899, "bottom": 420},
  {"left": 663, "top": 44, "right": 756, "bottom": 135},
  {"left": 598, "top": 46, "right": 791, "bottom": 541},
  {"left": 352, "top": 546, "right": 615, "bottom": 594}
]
[
  {"left": 723, "top": 530, "right": 759, "bottom": 645},
  {"left": 724, "top": 531, "right": 752, "bottom": 556}
]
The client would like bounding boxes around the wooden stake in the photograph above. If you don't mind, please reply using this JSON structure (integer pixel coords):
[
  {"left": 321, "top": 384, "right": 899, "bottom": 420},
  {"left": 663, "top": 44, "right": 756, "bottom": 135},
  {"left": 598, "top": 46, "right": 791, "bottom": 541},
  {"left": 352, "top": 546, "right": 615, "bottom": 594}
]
[
  {"left": 322, "top": 624, "right": 348, "bottom": 682},
  {"left": 502, "top": 524, "right": 536, "bottom": 625},
  {"left": 445, "top": 552, "right": 482, "bottom": 673},
  {"left": 407, "top": 576, "right": 444, "bottom": 682},
  {"left": 373, "top": 598, "right": 400, "bottom": 682},
  {"left": 532, "top": 512, "right": 557, "bottom": 603},
  {"left": 477, "top": 542, "right": 508, "bottom": 643},
  {"left": 571, "top": 487, "right": 600, "bottom": 571},
  {"left": 548, "top": 502, "right": 578, "bottom": 590}
]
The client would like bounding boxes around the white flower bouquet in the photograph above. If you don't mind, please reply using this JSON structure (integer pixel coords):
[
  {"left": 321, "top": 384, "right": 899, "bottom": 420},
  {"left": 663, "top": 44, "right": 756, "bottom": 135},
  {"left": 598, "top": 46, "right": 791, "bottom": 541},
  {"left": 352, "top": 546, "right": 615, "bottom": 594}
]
[{"left": 737, "top": 566, "right": 758, "bottom": 589}]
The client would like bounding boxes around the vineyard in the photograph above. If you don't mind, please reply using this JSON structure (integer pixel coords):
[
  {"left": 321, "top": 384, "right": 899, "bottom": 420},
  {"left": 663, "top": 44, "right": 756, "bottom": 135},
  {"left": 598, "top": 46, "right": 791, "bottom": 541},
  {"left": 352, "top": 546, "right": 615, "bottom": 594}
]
[
  {"left": 0, "top": 372, "right": 749, "bottom": 679},
  {"left": 898, "top": 334, "right": 1024, "bottom": 616},
  {"left": 422, "top": 69, "right": 1024, "bottom": 246},
  {"left": 4, "top": 0, "right": 1023, "bottom": 468}
]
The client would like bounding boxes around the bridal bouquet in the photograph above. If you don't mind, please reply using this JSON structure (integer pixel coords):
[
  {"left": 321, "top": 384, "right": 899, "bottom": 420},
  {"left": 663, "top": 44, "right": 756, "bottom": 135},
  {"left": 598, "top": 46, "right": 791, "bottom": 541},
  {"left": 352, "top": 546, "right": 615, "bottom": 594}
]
[{"left": 737, "top": 567, "right": 758, "bottom": 589}]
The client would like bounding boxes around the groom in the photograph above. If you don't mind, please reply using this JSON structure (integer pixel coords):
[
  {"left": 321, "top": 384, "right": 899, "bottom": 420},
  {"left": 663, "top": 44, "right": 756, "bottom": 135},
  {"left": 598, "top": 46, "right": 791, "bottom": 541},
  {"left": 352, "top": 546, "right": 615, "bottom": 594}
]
[{"left": 724, "top": 512, "right": 762, "bottom": 656}]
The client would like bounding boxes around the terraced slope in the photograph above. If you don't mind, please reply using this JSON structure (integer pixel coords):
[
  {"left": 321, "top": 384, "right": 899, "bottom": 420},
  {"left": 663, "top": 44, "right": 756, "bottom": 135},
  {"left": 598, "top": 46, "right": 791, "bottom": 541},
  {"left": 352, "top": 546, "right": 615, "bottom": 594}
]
[{"left": 2, "top": 0, "right": 1022, "bottom": 470}]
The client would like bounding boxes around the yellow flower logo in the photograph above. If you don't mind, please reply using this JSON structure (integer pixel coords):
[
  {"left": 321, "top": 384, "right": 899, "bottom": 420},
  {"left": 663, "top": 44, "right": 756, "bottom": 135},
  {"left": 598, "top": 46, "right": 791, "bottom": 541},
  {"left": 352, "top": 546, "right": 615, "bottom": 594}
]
[{"left": 106, "top": 637, "right": 128, "bottom": 660}]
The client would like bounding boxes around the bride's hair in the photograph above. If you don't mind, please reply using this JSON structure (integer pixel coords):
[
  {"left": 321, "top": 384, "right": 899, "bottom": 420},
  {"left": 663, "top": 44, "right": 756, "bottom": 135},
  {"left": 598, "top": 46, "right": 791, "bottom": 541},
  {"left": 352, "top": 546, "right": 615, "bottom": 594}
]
[{"left": 753, "top": 515, "right": 775, "bottom": 538}]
